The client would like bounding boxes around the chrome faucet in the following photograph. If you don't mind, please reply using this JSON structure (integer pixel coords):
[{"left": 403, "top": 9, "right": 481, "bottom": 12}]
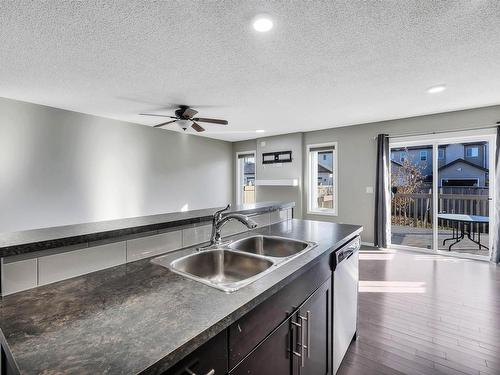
[{"left": 208, "top": 204, "right": 258, "bottom": 246}]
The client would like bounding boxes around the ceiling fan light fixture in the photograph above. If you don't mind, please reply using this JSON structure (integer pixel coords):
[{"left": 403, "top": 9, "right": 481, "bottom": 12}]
[
  {"left": 177, "top": 119, "right": 191, "bottom": 130},
  {"left": 426, "top": 84, "right": 447, "bottom": 94},
  {"left": 252, "top": 15, "right": 273, "bottom": 32}
]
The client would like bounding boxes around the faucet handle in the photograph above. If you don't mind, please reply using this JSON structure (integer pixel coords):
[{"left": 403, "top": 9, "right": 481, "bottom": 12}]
[{"left": 214, "top": 204, "right": 231, "bottom": 221}]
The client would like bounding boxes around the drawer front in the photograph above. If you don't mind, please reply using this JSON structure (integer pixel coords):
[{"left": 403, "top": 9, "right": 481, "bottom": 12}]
[
  {"left": 228, "top": 256, "right": 331, "bottom": 369},
  {"left": 229, "top": 317, "right": 292, "bottom": 375},
  {"left": 164, "top": 331, "right": 227, "bottom": 375}
]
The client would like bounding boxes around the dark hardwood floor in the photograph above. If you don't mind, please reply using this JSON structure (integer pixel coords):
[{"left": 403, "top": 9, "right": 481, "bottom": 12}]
[{"left": 338, "top": 247, "right": 500, "bottom": 375}]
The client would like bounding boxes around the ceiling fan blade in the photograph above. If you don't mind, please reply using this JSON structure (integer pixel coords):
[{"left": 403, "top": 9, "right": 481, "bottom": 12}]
[
  {"left": 140, "top": 113, "right": 178, "bottom": 119},
  {"left": 192, "top": 117, "right": 228, "bottom": 125},
  {"left": 182, "top": 107, "right": 198, "bottom": 118},
  {"left": 153, "top": 120, "right": 177, "bottom": 128},
  {"left": 191, "top": 122, "right": 205, "bottom": 132}
]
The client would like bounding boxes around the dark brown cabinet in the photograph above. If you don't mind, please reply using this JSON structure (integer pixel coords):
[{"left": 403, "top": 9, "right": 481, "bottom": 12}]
[
  {"left": 229, "top": 318, "right": 292, "bottom": 375},
  {"left": 230, "top": 277, "right": 332, "bottom": 375},
  {"left": 292, "top": 279, "right": 331, "bottom": 375},
  {"left": 228, "top": 260, "right": 331, "bottom": 368}
]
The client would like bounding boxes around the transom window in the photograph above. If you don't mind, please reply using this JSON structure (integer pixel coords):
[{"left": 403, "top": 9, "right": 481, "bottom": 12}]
[{"left": 307, "top": 143, "right": 337, "bottom": 216}]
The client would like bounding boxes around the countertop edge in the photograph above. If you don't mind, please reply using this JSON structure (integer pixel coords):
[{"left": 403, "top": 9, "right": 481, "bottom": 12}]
[{"left": 0, "top": 202, "right": 295, "bottom": 257}]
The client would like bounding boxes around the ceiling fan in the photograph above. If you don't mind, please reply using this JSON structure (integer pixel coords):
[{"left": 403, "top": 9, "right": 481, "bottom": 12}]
[{"left": 140, "top": 105, "right": 228, "bottom": 132}]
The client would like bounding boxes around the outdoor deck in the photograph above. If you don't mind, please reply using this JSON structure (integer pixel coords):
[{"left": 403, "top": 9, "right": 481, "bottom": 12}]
[{"left": 391, "top": 225, "right": 490, "bottom": 257}]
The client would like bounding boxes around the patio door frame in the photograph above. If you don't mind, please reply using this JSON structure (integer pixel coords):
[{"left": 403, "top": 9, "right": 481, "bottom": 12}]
[{"left": 388, "top": 128, "right": 496, "bottom": 261}]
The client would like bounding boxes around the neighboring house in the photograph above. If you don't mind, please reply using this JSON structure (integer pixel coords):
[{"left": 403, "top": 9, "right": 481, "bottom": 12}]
[
  {"left": 391, "top": 142, "right": 489, "bottom": 187},
  {"left": 243, "top": 160, "right": 255, "bottom": 185},
  {"left": 439, "top": 159, "right": 488, "bottom": 187},
  {"left": 391, "top": 145, "right": 432, "bottom": 176},
  {"left": 317, "top": 151, "right": 333, "bottom": 185},
  {"left": 390, "top": 160, "right": 405, "bottom": 186}
]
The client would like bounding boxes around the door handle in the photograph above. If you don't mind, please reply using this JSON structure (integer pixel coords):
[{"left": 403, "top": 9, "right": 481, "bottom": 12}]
[
  {"left": 291, "top": 318, "right": 304, "bottom": 368},
  {"left": 306, "top": 310, "right": 311, "bottom": 358},
  {"left": 298, "top": 314, "right": 310, "bottom": 367}
]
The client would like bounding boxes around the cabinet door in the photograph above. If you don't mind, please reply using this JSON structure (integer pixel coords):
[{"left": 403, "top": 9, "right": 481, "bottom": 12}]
[
  {"left": 229, "top": 259, "right": 331, "bottom": 368},
  {"left": 293, "top": 278, "right": 332, "bottom": 375},
  {"left": 230, "top": 317, "right": 292, "bottom": 375}
]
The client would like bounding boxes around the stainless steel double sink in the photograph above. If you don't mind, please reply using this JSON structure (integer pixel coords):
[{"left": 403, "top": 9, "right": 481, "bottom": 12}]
[{"left": 152, "top": 235, "right": 317, "bottom": 292}]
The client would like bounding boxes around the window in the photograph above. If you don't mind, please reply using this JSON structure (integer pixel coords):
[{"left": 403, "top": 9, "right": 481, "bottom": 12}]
[
  {"left": 438, "top": 148, "right": 445, "bottom": 159},
  {"left": 236, "top": 152, "right": 256, "bottom": 205},
  {"left": 420, "top": 150, "right": 427, "bottom": 161},
  {"left": 466, "top": 146, "right": 479, "bottom": 157},
  {"left": 307, "top": 143, "right": 337, "bottom": 215}
]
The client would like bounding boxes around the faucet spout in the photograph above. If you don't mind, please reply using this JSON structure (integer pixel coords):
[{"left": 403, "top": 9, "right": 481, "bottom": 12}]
[{"left": 206, "top": 205, "right": 258, "bottom": 247}]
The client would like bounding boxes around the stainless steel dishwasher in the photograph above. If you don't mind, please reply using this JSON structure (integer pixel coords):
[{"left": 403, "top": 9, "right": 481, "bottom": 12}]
[{"left": 332, "top": 236, "right": 360, "bottom": 374}]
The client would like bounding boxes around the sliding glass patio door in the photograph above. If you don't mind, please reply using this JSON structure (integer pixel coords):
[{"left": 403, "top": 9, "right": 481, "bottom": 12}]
[
  {"left": 389, "top": 130, "right": 496, "bottom": 259},
  {"left": 390, "top": 144, "right": 434, "bottom": 250},
  {"left": 437, "top": 140, "right": 492, "bottom": 256}
]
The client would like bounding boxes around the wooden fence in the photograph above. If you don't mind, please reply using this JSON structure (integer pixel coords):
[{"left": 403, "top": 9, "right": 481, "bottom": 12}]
[
  {"left": 243, "top": 185, "right": 255, "bottom": 204},
  {"left": 391, "top": 191, "right": 490, "bottom": 231}
]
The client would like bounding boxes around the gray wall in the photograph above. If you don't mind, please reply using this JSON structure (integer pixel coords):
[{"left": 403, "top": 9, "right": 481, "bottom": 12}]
[
  {"left": 233, "top": 134, "right": 303, "bottom": 217},
  {"left": 303, "top": 105, "right": 500, "bottom": 243},
  {"left": 234, "top": 105, "right": 500, "bottom": 244},
  {"left": 0, "top": 98, "right": 233, "bottom": 233}
]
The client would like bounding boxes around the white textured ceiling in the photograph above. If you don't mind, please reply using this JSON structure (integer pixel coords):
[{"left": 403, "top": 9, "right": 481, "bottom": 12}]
[{"left": 1, "top": 1, "right": 499, "bottom": 141}]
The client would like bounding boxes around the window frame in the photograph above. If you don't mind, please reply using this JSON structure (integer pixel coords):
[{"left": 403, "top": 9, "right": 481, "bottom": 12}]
[
  {"left": 235, "top": 150, "right": 256, "bottom": 205},
  {"left": 466, "top": 146, "right": 479, "bottom": 157},
  {"left": 438, "top": 148, "right": 445, "bottom": 159},
  {"left": 306, "top": 142, "right": 338, "bottom": 216}
]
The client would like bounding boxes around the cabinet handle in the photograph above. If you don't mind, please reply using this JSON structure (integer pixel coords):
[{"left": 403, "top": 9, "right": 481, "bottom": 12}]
[
  {"left": 291, "top": 319, "right": 303, "bottom": 367},
  {"left": 184, "top": 368, "right": 215, "bottom": 375},
  {"left": 306, "top": 310, "right": 311, "bottom": 358},
  {"left": 298, "top": 315, "right": 306, "bottom": 368}
]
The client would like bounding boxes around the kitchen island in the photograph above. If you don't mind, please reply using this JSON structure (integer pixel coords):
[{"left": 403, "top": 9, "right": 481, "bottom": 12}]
[{"left": 0, "top": 219, "right": 362, "bottom": 374}]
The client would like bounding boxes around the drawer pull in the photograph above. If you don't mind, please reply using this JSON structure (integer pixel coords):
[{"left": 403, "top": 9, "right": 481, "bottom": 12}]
[{"left": 185, "top": 369, "right": 215, "bottom": 375}]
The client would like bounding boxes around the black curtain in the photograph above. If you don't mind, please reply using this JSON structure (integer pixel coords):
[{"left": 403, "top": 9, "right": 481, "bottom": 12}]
[
  {"left": 374, "top": 134, "right": 390, "bottom": 248},
  {"left": 491, "top": 126, "right": 500, "bottom": 263}
]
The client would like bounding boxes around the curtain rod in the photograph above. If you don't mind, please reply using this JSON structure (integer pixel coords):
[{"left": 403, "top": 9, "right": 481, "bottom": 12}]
[{"left": 373, "top": 122, "right": 499, "bottom": 140}]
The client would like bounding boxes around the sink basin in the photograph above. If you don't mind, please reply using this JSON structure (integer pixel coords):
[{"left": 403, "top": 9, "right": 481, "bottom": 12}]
[
  {"left": 229, "top": 235, "right": 314, "bottom": 259},
  {"left": 152, "top": 249, "right": 275, "bottom": 293}
]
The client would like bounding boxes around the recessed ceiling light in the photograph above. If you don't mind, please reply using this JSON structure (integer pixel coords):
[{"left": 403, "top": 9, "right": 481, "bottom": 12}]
[
  {"left": 252, "top": 16, "right": 273, "bottom": 32},
  {"left": 256, "top": 129, "right": 265, "bottom": 133},
  {"left": 426, "top": 84, "right": 447, "bottom": 94}
]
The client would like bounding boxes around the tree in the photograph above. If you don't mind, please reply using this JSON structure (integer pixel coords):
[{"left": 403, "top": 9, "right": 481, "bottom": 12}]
[{"left": 391, "top": 150, "right": 428, "bottom": 227}]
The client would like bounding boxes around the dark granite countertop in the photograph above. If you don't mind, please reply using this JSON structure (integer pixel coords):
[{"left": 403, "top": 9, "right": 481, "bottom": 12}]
[
  {"left": 0, "top": 201, "right": 294, "bottom": 257},
  {"left": 0, "top": 219, "right": 362, "bottom": 375}
]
